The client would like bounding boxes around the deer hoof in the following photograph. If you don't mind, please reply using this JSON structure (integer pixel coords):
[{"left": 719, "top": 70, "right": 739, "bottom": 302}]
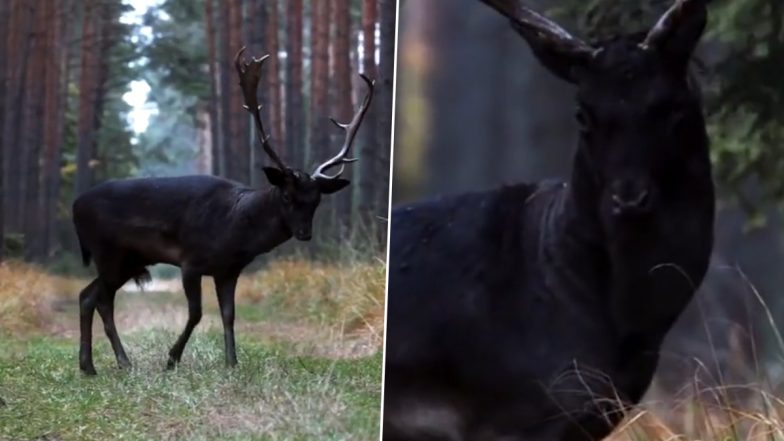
[
  {"left": 80, "top": 365, "right": 98, "bottom": 376},
  {"left": 165, "top": 358, "right": 178, "bottom": 371}
]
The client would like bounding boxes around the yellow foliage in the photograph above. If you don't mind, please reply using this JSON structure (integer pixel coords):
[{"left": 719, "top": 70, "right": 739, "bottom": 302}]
[
  {"left": 236, "top": 258, "right": 386, "bottom": 334},
  {"left": 0, "top": 262, "right": 81, "bottom": 335}
]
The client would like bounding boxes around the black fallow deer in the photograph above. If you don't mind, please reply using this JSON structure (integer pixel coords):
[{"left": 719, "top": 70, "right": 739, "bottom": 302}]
[
  {"left": 73, "top": 47, "right": 374, "bottom": 376},
  {"left": 383, "top": 0, "right": 714, "bottom": 440}
]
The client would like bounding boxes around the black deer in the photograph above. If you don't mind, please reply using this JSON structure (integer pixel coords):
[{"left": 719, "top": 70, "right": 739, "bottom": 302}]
[
  {"left": 383, "top": 0, "right": 714, "bottom": 440},
  {"left": 73, "top": 48, "right": 374, "bottom": 376}
]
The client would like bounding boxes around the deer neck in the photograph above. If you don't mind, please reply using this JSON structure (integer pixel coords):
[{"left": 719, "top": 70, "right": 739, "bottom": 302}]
[
  {"left": 238, "top": 188, "right": 293, "bottom": 251},
  {"left": 552, "top": 148, "right": 713, "bottom": 349}
]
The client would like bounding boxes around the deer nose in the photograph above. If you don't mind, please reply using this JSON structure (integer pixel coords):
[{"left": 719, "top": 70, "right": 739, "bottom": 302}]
[
  {"left": 611, "top": 179, "right": 653, "bottom": 215},
  {"left": 296, "top": 230, "right": 312, "bottom": 241}
]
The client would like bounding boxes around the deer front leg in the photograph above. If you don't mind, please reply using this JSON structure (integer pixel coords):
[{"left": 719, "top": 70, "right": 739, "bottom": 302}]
[
  {"left": 167, "top": 269, "right": 203, "bottom": 369},
  {"left": 214, "top": 273, "right": 239, "bottom": 367}
]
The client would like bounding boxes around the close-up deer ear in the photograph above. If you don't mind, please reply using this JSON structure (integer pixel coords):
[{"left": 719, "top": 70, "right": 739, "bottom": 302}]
[
  {"left": 316, "top": 178, "right": 350, "bottom": 194},
  {"left": 262, "top": 167, "right": 286, "bottom": 187}
]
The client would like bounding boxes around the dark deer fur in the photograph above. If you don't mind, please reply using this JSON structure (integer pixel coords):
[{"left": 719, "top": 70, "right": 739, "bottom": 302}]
[
  {"left": 73, "top": 48, "right": 374, "bottom": 375},
  {"left": 383, "top": 0, "right": 714, "bottom": 440}
]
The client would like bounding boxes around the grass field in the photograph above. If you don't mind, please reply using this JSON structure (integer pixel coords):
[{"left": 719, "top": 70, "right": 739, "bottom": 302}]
[{"left": 0, "top": 258, "right": 385, "bottom": 441}]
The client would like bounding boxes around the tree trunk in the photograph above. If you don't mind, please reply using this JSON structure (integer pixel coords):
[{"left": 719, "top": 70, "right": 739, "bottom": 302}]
[
  {"left": 285, "top": 0, "right": 304, "bottom": 170},
  {"left": 227, "top": 0, "right": 249, "bottom": 183},
  {"left": 3, "top": 0, "right": 35, "bottom": 234},
  {"left": 310, "top": 0, "right": 331, "bottom": 167},
  {"left": 311, "top": 0, "right": 333, "bottom": 235},
  {"left": 0, "top": 0, "right": 8, "bottom": 260},
  {"left": 332, "top": 0, "right": 354, "bottom": 235},
  {"left": 75, "top": 0, "right": 101, "bottom": 196},
  {"left": 266, "top": 0, "right": 283, "bottom": 156},
  {"left": 22, "top": 1, "right": 49, "bottom": 261},
  {"left": 218, "top": 0, "right": 231, "bottom": 178},
  {"left": 42, "top": 0, "right": 68, "bottom": 258},
  {"left": 377, "top": 0, "right": 396, "bottom": 240},
  {"left": 359, "top": 0, "right": 378, "bottom": 234},
  {"left": 248, "top": 0, "right": 267, "bottom": 186},
  {"left": 205, "top": 0, "right": 222, "bottom": 176}
]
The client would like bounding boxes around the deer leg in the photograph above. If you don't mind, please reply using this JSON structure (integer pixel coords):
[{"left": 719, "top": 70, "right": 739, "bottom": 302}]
[
  {"left": 96, "top": 283, "right": 131, "bottom": 370},
  {"left": 78, "top": 278, "right": 101, "bottom": 376},
  {"left": 215, "top": 274, "right": 239, "bottom": 367},
  {"left": 167, "top": 270, "right": 202, "bottom": 369}
]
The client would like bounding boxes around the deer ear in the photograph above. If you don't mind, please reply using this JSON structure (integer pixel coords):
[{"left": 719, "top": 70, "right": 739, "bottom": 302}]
[
  {"left": 316, "top": 178, "right": 350, "bottom": 195},
  {"left": 263, "top": 167, "right": 286, "bottom": 187}
]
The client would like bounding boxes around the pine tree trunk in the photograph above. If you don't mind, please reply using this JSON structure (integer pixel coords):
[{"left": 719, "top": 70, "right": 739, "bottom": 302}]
[
  {"left": 228, "top": 0, "right": 248, "bottom": 183},
  {"left": 377, "top": 0, "right": 396, "bottom": 242},
  {"left": 332, "top": 0, "right": 354, "bottom": 236},
  {"left": 205, "top": 0, "right": 222, "bottom": 176},
  {"left": 285, "top": 0, "right": 304, "bottom": 169},
  {"left": 359, "top": 0, "right": 379, "bottom": 235},
  {"left": 266, "top": 0, "right": 283, "bottom": 157},
  {"left": 22, "top": 1, "right": 47, "bottom": 261},
  {"left": 3, "top": 1, "right": 35, "bottom": 234},
  {"left": 248, "top": 0, "right": 267, "bottom": 186},
  {"left": 311, "top": 0, "right": 333, "bottom": 235},
  {"left": 0, "top": 0, "right": 8, "bottom": 260},
  {"left": 42, "top": 0, "right": 68, "bottom": 258},
  {"left": 75, "top": 0, "right": 101, "bottom": 196},
  {"left": 218, "top": 0, "right": 231, "bottom": 178}
]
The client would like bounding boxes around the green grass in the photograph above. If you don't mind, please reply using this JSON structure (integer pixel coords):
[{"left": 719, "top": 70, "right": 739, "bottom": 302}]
[{"left": 0, "top": 332, "right": 382, "bottom": 441}]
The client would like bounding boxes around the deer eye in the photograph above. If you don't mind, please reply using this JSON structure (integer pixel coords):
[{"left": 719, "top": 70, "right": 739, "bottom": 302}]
[
  {"left": 282, "top": 193, "right": 292, "bottom": 204},
  {"left": 575, "top": 107, "right": 593, "bottom": 131}
]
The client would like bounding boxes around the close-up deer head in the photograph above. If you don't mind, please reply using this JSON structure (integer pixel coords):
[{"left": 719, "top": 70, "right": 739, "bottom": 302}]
[
  {"left": 483, "top": 0, "right": 710, "bottom": 231},
  {"left": 234, "top": 47, "right": 375, "bottom": 241}
]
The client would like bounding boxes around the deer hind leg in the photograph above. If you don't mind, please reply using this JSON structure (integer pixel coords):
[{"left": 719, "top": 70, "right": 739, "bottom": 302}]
[
  {"left": 96, "top": 276, "right": 132, "bottom": 370},
  {"left": 167, "top": 269, "right": 202, "bottom": 369},
  {"left": 215, "top": 273, "right": 239, "bottom": 367},
  {"left": 79, "top": 278, "right": 101, "bottom": 375}
]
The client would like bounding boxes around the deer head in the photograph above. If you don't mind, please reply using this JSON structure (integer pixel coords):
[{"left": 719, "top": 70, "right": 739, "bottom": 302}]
[
  {"left": 482, "top": 0, "right": 711, "bottom": 229},
  {"left": 234, "top": 47, "right": 375, "bottom": 240}
]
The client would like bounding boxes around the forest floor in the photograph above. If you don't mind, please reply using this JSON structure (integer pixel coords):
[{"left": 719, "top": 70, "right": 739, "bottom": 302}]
[{"left": 0, "top": 259, "right": 385, "bottom": 441}]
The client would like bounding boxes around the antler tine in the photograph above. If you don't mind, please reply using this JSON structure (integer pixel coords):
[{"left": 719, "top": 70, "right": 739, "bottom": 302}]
[
  {"left": 312, "top": 74, "right": 375, "bottom": 180},
  {"left": 234, "top": 46, "right": 287, "bottom": 170},
  {"left": 481, "top": 0, "right": 597, "bottom": 59},
  {"left": 640, "top": 0, "right": 703, "bottom": 50}
]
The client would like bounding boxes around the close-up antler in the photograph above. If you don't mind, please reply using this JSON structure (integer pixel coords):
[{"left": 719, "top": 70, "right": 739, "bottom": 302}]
[
  {"left": 480, "top": 0, "right": 598, "bottom": 61},
  {"left": 234, "top": 47, "right": 287, "bottom": 170},
  {"left": 312, "top": 74, "right": 375, "bottom": 180},
  {"left": 639, "top": 0, "right": 706, "bottom": 50}
]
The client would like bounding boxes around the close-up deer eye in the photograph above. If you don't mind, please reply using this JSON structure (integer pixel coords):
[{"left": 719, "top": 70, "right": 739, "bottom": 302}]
[{"left": 575, "top": 107, "right": 592, "bottom": 130}]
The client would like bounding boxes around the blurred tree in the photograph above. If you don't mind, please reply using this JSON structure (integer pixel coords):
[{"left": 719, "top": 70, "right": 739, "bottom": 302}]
[
  {"left": 359, "top": 0, "right": 379, "bottom": 228},
  {"left": 285, "top": 0, "right": 305, "bottom": 170},
  {"left": 204, "top": 0, "right": 222, "bottom": 176},
  {"left": 0, "top": 0, "right": 7, "bottom": 261},
  {"left": 333, "top": 0, "right": 355, "bottom": 231},
  {"left": 75, "top": 0, "right": 101, "bottom": 197},
  {"left": 378, "top": 0, "right": 396, "bottom": 230}
]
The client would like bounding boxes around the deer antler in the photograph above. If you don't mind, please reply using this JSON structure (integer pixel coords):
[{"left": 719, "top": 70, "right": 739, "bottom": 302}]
[
  {"left": 234, "top": 47, "right": 287, "bottom": 170},
  {"left": 481, "top": 0, "right": 598, "bottom": 61},
  {"left": 312, "top": 74, "right": 375, "bottom": 180},
  {"left": 639, "top": 0, "right": 705, "bottom": 50}
]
